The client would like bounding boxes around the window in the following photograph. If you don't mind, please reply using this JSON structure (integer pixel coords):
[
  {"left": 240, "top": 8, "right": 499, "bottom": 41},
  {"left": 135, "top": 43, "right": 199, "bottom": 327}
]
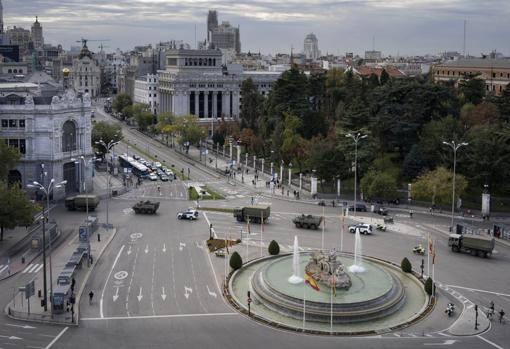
[
  {"left": 154, "top": 93, "right": 157, "bottom": 98},
  {"left": 19, "top": 69, "right": 23, "bottom": 73},
  {"left": 19, "top": 139, "right": 26, "bottom": 154},
  {"left": 19, "top": 120, "right": 25, "bottom": 128},
  {"left": 62, "top": 120, "right": 77, "bottom": 152},
  {"left": 1, "top": 120, "right": 7, "bottom": 127},
  {"left": 9, "top": 120, "right": 17, "bottom": 127},
  {"left": 7, "top": 69, "right": 12, "bottom": 73}
]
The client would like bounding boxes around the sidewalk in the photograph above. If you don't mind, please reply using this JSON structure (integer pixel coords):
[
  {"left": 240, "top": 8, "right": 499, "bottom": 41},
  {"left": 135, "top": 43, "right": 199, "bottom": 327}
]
[{"left": 5, "top": 225, "right": 117, "bottom": 325}]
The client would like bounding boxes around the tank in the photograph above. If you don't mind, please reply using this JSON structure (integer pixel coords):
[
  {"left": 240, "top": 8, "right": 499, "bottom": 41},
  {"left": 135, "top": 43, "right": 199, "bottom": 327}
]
[
  {"left": 292, "top": 214, "right": 323, "bottom": 229},
  {"left": 132, "top": 201, "right": 160, "bottom": 214}
]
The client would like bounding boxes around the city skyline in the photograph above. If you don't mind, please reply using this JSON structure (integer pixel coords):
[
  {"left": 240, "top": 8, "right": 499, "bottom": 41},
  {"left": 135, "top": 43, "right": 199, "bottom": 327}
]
[{"left": 2, "top": 0, "right": 510, "bottom": 56}]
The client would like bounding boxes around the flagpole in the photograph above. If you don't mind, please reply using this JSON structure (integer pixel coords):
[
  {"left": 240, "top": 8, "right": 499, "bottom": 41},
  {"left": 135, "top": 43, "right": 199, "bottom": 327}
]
[
  {"left": 340, "top": 213, "right": 344, "bottom": 252},
  {"left": 427, "top": 233, "right": 430, "bottom": 277},
  {"left": 330, "top": 276, "right": 334, "bottom": 333},
  {"left": 321, "top": 206, "right": 325, "bottom": 250},
  {"left": 303, "top": 281, "right": 306, "bottom": 330},
  {"left": 432, "top": 239, "right": 436, "bottom": 298}
]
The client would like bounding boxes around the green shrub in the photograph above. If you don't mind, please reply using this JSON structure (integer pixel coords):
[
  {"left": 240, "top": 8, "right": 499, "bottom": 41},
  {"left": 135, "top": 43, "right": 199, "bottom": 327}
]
[
  {"left": 268, "top": 240, "right": 280, "bottom": 255},
  {"left": 401, "top": 257, "right": 412, "bottom": 273},
  {"left": 230, "top": 251, "right": 243, "bottom": 270},
  {"left": 424, "top": 277, "right": 433, "bottom": 296}
]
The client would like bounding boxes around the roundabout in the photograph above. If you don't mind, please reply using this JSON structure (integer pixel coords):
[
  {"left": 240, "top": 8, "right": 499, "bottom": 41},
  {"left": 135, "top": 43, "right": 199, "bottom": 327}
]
[{"left": 228, "top": 249, "right": 429, "bottom": 334}]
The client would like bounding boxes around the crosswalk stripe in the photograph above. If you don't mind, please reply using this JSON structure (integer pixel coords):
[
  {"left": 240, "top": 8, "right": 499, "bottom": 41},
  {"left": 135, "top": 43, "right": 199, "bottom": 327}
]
[
  {"left": 33, "top": 264, "right": 44, "bottom": 273},
  {"left": 0, "top": 265, "right": 8, "bottom": 273},
  {"left": 22, "top": 264, "right": 35, "bottom": 273}
]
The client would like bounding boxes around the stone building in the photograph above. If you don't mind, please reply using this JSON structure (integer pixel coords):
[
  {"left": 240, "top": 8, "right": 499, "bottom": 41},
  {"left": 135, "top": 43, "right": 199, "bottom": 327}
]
[
  {"left": 72, "top": 42, "right": 101, "bottom": 98},
  {"left": 303, "top": 33, "right": 320, "bottom": 61},
  {"left": 0, "top": 83, "right": 94, "bottom": 197},
  {"left": 134, "top": 74, "right": 158, "bottom": 114},
  {"left": 432, "top": 59, "right": 510, "bottom": 96},
  {"left": 30, "top": 16, "right": 43, "bottom": 50}
]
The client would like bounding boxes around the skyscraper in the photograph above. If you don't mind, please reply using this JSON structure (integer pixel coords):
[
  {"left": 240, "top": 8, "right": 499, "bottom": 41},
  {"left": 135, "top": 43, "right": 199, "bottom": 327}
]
[
  {"left": 303, "top": 33, "right": 320, "bottom": 61},
  {"left": 207, "top": 10, "right": 218, "bottom": 43},
  {"left": 0, "top": 0, "right": 4, "bottom": 34}
]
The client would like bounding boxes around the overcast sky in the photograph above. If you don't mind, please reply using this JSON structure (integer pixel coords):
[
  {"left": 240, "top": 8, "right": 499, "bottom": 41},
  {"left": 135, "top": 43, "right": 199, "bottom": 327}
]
[{"left": 3, "top": 0, "right": 510, "bottom": 56}]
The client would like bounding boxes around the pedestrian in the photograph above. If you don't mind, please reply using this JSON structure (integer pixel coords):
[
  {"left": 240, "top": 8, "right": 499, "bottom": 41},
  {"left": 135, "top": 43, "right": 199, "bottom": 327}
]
[
  {"left": 71, "top": 278, "right": 76, "bottom": 291},
  {"left": 409, "top": 209, "right": 413, "bottom": 218},
  {"left": 89, "top": 255, "right": 93, "bottom": 265},
  {"left": 499, "top": 309, "right": 505, "bottom": 323},
  {"left": 89, "top": 291, "right": 94, "bottom": 305}
]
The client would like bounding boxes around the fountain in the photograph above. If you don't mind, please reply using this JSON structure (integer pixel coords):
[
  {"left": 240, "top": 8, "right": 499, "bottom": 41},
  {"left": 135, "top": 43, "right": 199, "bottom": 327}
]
[
  {"left": 288, "top": 236, "right": 303, "bottom": 284},
  {"left": 348, "top": 228, "right": 365, "bottom": 273}
]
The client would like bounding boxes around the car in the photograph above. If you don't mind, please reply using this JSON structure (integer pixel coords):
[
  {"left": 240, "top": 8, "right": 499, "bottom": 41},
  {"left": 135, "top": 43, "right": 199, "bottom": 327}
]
[
  {"left": 148, "top": 173, "right": 158, "bottom": 181},
  {"left": 160, "top": 174, "right": 169, "bottom": 182},
  {"left": 348, "top": 223, "right": 372, "bottom": 235},
  {"left": 154, "top": 162, "right": 162, "bottom": 168},
  {"left": 133, "top": 155, "right": 140, "bottom": 160},
  {"left": 375, "top": 206, "right": 389, "bottom": 216},
  {"left": 348, "top": 203, "right": 368, "bottom": 212},
  {"left": 177, "top": 209, "right": 199, "bottom": 220}
]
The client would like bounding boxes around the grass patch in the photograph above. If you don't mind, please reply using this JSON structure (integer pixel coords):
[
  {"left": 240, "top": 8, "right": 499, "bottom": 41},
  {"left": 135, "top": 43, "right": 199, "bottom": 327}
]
[
  {"left": 199, "top": 207, "right": 234, "bottom": 214},
  {"left": 188, "top": 186, "right": 224, "bottom": 200},
  {"left": 206, "top": 238, "right": 241, "bottom": 253},
  {"left": 122, "top": 140, "right": 188, "bottom": 180}
]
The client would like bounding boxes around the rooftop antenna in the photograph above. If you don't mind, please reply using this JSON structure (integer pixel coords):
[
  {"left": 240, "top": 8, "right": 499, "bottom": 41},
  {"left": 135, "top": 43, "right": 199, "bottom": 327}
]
[{"left": 194, "top": 24, "right": 197, "bottom": 49}]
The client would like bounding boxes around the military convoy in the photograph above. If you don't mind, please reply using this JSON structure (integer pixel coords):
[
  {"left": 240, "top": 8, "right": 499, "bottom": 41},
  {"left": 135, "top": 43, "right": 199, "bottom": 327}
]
[
  {"left": 65, "top": 195, "right": 100, "bottom": 211},
  {"left": 233, "top": 205, "right": 270, "bottom": 223},
  {"left": 132, "top": 200, "right": 160, "bottom": 214},
  {"left": 292, "top": 214, "right": 322, "bottom": 230},
  {"left": 448, "top": 233, "right": 495, "bottom": 258}
]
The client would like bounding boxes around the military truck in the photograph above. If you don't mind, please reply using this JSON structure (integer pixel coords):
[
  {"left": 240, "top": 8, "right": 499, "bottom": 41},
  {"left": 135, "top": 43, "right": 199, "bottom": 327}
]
[
  {"left": 132, "top": 201, "right": 160, "bottom": 214},
  {"left": 233, "top": 205, "right": 270, "bottom": 223},
  {"left": 292, "top": 214, "right": 322, "bottom": 230},
  {"left": 448, "top": 233, "right": 495, "bottom": 258},
  {"left": 65, "top": 195, "right": 100, "bottom": 211}
]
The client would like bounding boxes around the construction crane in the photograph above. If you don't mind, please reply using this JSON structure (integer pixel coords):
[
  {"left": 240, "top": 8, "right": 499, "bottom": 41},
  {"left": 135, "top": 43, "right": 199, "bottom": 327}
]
[
  {"left": 98, "top": 43, "right": 110, "bottom": 52},
  {"left": 76, "top": 38, "right": 110, "bottom": 48}
]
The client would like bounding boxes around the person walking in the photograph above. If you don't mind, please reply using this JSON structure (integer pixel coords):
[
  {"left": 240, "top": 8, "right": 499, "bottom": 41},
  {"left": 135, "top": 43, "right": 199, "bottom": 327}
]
[
  {"left": 499, "top": 309, "right": 505, "bottom": 323},
  {"left": 89, "top": 290, "right": 94, "bottom": 305}
]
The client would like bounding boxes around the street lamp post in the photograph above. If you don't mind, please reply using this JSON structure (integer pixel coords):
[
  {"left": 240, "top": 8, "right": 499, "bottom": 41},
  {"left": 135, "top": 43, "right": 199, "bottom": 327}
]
[
  {"left": 27, "top": 179, "right": 66, "bottom": 313},
  {"left": 280, "top": 160, "right": 284, "bottom": 185},
  {"left": 95, "top": 138, "right": 120, "bottom": 228},
  {"left": 442, "top": 140, "right": 469, "bottom": 229},
  {"left": 345, "top": 132, "right": 367, "bottom": 217},
  {"left": 261, "top": 158, "right": 265, "bottom": 176},
  {"left": 215, "top": 143, "right": 218, "bottom": 169},
  {"left": 288, "top": 163, "right": 292, "bottom": 186}
]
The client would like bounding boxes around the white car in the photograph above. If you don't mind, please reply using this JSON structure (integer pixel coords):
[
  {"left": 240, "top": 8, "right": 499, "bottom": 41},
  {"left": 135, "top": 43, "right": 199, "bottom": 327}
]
[
  {"left": 348, "top": 223, "right": 372, "bottom": 235},
  {"left": 148, "top": 173, "right": 158, "bottom": 181},
  {"left": 154, "top": 162, "right": 162, "bottom": 168},
  {"left": 177, "top": 209, "right": 199, "bottom": 220}
]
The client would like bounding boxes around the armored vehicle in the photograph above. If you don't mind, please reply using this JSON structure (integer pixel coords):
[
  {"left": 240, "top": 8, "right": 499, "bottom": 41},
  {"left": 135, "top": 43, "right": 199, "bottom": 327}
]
[
  {"left": 233, "top": 205, "right": 270, "bottom": 223},
  {"left": 292, "top": 214, "right": 322, "bottom": 230},
  {"left": 132, "top": 200, "right": 160, "bottom": 214}
]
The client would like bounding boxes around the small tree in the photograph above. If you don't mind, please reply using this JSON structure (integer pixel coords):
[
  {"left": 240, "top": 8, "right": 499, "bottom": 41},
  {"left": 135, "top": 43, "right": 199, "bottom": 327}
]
[
  {"left": 229, "top": 251, "right": 243, "bottom": 270},
  {"left": 92, "top": 121, "right": 123, "bottom": 155},
  {"left": 112, "top": 93, "right": 132, "bottom": 114},
  {"left": 424, "top": 277, "right": 433, "bottom": 296},
  {"left": 0, "top": 142, "right": 20, "bottom": 181},
  {"left": 268, "top": 240, "right": 280, "bottom": 255},
  {"left": 0, "top": 181, "right": 39, "bottom": 240},
  {"left": 401, "top": 257, "right": 412, "bottom": 273}
]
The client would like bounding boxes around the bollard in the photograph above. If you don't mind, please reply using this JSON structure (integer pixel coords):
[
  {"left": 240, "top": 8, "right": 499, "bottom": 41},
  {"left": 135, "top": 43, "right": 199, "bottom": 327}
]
[
  {"left": 21, "top": 256, "right": 25, "bottom": 264},
  {"left": 38, "top": 289, "right": 42, "bottom": 298},
  {"left": 97, "top": 233, "right": 101, "bottom": 242}
]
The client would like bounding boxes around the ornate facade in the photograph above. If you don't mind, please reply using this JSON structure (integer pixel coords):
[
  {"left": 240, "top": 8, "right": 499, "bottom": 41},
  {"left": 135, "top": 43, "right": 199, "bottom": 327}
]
[{"left": 72, "top": 42, "right": 101, "bottom": 98}]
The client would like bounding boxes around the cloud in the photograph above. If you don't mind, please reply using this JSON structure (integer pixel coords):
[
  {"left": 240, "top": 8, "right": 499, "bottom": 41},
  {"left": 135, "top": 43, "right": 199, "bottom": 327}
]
[{"left": 3, "top": 0, "right": 510, "bottom": 55}]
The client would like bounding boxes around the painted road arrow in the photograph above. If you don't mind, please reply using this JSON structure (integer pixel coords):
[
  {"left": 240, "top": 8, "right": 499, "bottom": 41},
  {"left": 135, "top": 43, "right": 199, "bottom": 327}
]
[
  {"left": 0, "top": 335, "right": 22, "bottom": 340},
  {"left": 137, "top": 287, "right": 143, "bottom": 302},
  {"left": 162, "top": 244, "right": 166, "bottom": 253},
  {"left": 127, "top": 246, "right": 132, "bottom": 255},
  {"left": 206, "top": 285, "right": 217, "bottom": 298},
  {"left": 145, "top": 245, "right": 149, "bottom": 254},
  {"left": 424, "top": 340, "right": 458, "bottom": 346},
  {"left": 179, "top": 242, "right": 186, "bottom": 251},
  {"left": 184, "top": 286, "right": 193, "bottom": 299},
  {"left": 113, "top": 287, "right": 120, "bottom": 302},
  {"left": 6, "top": 323, "right": 35, "bottom": 329},
  {"left": 161, "top": 287, "right": 167, "bottom": 301}
]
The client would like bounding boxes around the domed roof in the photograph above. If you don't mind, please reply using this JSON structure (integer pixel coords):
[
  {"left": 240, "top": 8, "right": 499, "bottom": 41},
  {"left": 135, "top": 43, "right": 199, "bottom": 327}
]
[{"left": 79, "top": 44, "right": 93, "bottom": 59}]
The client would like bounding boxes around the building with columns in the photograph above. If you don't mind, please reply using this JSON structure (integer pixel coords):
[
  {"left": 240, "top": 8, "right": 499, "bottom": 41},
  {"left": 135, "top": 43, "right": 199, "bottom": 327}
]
[
  {"left": 158, "top": 48, "right": 281, "bottom": 124},
  {"left": 158, "top": 49, "right": 241, "bottom": 120}
]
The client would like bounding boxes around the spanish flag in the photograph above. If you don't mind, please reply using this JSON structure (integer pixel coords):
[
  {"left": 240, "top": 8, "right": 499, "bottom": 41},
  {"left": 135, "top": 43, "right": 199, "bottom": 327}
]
[
  {"left": 304, "top": 272, "right": 320, "bottom": 292},
  {"left": 432, "top": 249, "right": 436, "bottom": 265},
  {"left": 428, "top": 237, "right": 433, "bottom": 255}
]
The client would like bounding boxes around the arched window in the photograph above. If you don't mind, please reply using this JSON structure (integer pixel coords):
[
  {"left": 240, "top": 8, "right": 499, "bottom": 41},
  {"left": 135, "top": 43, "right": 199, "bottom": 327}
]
[
  {"left": 8, "top": 69, "right": 12, "bottom": 73},
  {"left": 62, "top": 120, "right": 77, "bottom": 152},
  {"left": 13, "top": 69, "right": 17, "bottom": 73}
]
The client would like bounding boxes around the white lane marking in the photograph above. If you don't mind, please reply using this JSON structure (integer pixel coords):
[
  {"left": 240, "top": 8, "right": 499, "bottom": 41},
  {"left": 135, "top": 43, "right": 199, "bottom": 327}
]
[
  {"left": 476, "top": 335, "right": 505, "bottom": 349},
  {"left": 100, "top": 245, "right": 125, "bottom": 319},
  {"left": 33, "top": 264, "right": 44, "bottom": 273},
  {"left": 445, "top": 284, "right": 510, "bottom": 297},
  {"left": 81, "top": 312, "right": 238, "bottom": 321},
  {"left": 0, "top": 265, "right": 8, "bottom": 273},
  {"left": 179, "top": 242, "right": 186, "bottom": 251},
  {"left": 137, "top": 287, "right": 143, "bottom": 302},
  {"left": 44, "top": 327, "right": 69, "bottom": 349},
  {"left": 145, "top": 244, "right": 149, "bottom": 254},
  {"left": 162, "top": 243, "right": 166, "bottom": 252},
  {"left": 202, "top": 212, "right": 217, "bottom": 239},
  {"left": 0, "top": 334, "right": 22, "bottom": 339},
  {"left": 161, "top": 287, "right": 167, "bottom": 301},
  {"left": 127, "top": 246, "right": 132, "bottom": 255},
  {"left": 423, "top": 339, "right": 458, "bottom": 346},
  {"left": 6, "top": 323, "right": 35, "bottom": 329},
  {"left": 22, "top": 264, "right": 37, "bottom": 273}
]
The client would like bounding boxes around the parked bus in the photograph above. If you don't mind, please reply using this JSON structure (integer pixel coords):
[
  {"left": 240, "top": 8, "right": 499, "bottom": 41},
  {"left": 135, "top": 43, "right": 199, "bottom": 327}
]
[{"left": 118, "top": 154, "right": 149, "bottom": 178}]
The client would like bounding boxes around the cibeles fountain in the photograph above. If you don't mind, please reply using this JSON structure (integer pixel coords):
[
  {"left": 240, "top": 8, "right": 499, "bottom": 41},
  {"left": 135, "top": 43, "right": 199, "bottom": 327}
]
[{"left": 228, "top": 235, "right": 429, "bottom": 334}]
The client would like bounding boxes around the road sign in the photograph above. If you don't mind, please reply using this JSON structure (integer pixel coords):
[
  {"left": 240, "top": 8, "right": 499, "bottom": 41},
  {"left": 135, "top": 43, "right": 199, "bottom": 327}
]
[
  {"left": 79, "top": 226, "right": 88, "bottom": 242},
  {"left": 25, "top": 280, "right": 35, "bottom": 299}
]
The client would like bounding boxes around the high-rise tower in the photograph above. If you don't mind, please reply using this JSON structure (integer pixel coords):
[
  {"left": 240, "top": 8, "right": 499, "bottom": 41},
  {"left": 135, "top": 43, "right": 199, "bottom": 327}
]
[
  {"left": 31, "top": 16, "right": 44, "bottom": 49},
  {"left": 207, "top": 10, "right": 218, "bottom": 43},
  {"left": 0, "top": 0, "right": 4, "bottom": 34}
]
